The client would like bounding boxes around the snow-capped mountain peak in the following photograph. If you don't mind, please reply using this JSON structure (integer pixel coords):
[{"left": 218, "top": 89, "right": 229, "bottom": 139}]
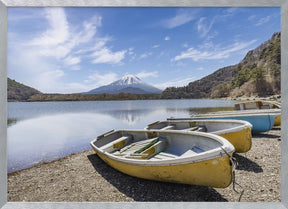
[
  {"left": 84, "top": 74, "right": 162, "bottom": 95},
  {"left": 112, "top": 74, "right": 143, "bottom": 86}
]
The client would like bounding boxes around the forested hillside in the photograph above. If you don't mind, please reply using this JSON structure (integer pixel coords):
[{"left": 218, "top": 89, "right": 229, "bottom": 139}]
[
  {"left": 161, "top": 32, "right": 281, "bottom": 99},
  {"left": 8, "top": 78, "right": 42, "bottom": 101}
]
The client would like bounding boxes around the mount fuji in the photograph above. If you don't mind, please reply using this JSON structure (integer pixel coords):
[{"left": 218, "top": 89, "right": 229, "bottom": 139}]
[{"left": 85, "top": 75, "right": 162, "bottom": 94}]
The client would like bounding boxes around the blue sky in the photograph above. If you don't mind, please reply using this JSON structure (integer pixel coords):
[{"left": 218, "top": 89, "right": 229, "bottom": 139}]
[{"left": 8, "top": 7, "right": 280, "bottom": 93}]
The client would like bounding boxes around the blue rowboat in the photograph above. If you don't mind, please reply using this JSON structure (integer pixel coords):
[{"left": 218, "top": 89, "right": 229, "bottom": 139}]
[
  {"left": 168, "top": 109, "right": 280, "bottom": 133},
  {"left": 233, "top": 100, "right": 281, "bottom": 126}
]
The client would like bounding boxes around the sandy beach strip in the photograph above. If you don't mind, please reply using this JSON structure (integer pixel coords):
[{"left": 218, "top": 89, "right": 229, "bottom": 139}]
[{"left": 7, "top": 127, "right": 281, "bottom": 202}]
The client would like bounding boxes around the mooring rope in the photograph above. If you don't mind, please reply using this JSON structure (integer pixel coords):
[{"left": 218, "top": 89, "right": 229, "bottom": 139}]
[
  {"left": 230, "top": 156, "right": 244, "bottom": 202},
  {"left": 221, "top": 147, "right": 244, "bottom": 202}
]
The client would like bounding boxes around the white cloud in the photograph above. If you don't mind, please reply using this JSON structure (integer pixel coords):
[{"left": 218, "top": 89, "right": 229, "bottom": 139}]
[
  {"left": 164, "top": 36, "right": 171, "bottom": 41},
  {"left": 74, "top": 38, "right": 110, "bottom": 55},
  {"left": 63, "top": 83, "right": 93, "bottom": 93},
  {"left": 40, "top": 44, "right": 73, "bottom": 59},
  {"left": 8, "top": 8, "right": 129, "bottom": 93},
  {"left": 33, "top": 70, "right": 66, "bottom": 93},
  {"left": 248, "top": 15, "right": 256, "bottom": 21},
  {"left": 84, "top": 72, "right": 118, "bottom": 87},
  {"left": 248, "top": 14, "right": 276, "bottom": 27},
  {"left": 8, "top": 8, "right": 46, "bottom": 23},
  {"left": 91, "top": 47, "right": 127, "bottom": 64},
  {"left": 63, "top": 56, "right": 81, "bottom": 66},
  {"left": 139, "top": 52, "right": 153, "bottom": 60},
  {"left": 162, "top": 13, "right": 195, "bottom": 29},
  {"left": 154, "top": 77, "right": 196, "bottom": 90},
  {"left": 29, "top": 8, "right": 69, "bottom": 46},
  {"left": 173, "top": 39, "right": 257, "bottom": 62},
  {"left": 255, "top": 16, "right": 271, "bottom": 26},
  {"left": 182, "top": 43, "right": 189, "bottom": 48},
  {"left": 152, "top": 45, "right": 160, "bottom": 48},
  {"left": 224, "top": 8, "right": 239, "bottom": 15},
  {"left": 77, "top": 16, "right": 102, "bottom": 43},
  {"left": 197, "top": 17, "right": 215, "bottom": 38},
  {"left": 196, "top": 8, "right": 239, "bottom": 39},
  {"left": 26, "top": 9, "right": 126, "bottom": 67},
  {"left": 75, "top": 36, "right": 127, "bottom": 65},
  {"left": 8, "top": 43, "right": 66, "bottom": 93},
  {"left": 26, "top": 9, "right": 104, "bottom": 62},
  {"left": 197, "top": 67, "right": 204, "bottom": 71},
  {"left": 128, "top": 47, "right": 135, "bottom": 56},
  {"left": 158, "top": 9, "right": 197, "bottom": 29},
  {"left": 136, "top": 71, "right": 158, "bottom": 79},
  {"left": 198, "top": 40, "right": 216, "bottom": 50}
]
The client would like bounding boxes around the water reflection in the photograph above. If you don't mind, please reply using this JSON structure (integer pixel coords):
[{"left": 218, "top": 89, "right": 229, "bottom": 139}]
[
  {"left": 104, "top": 109, "right": 151, "bottom": 125},
  {"left": 7, "top": 99, "right": 235, "bottom": 173},
  {"left": 7, "top": 109, "right": 182, "bottom": 173},
  {"left": 8, "top": 99, "right": 236, "bottom": 123},
  {"left": 188, "top": 107, "right": 235, "bottom": 115}
]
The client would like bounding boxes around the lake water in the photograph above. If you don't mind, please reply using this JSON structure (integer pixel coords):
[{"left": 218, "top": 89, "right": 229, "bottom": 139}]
[{"left": 7, "top": 99, "right": 235, "bottom": 173}]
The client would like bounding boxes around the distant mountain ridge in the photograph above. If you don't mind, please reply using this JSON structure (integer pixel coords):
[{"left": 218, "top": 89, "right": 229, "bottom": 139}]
[
  {"left": 85, "top": 74, "right": 162, "bottom": 94},
  {"left": 161, "top": 32, "right": 281, "bottom": 99}
]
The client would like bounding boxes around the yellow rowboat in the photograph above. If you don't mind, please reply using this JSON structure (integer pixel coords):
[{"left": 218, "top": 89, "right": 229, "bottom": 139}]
[
  {"left": 234, "top": 100, "right": 281, "bottom": 126},
  {"left": 273, "top": 115, "right": 281, "bottom": 126},
  {"left": 146, "top": 119, "right": 252, "bottom": 153},
  {"left": 91, "top": 129, "right": 235, "bottom": 188}
]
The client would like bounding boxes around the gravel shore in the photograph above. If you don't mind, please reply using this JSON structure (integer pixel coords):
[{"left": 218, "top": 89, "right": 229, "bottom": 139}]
[{"left": 7, "top": 127, "right": 281, "bottom": 202}]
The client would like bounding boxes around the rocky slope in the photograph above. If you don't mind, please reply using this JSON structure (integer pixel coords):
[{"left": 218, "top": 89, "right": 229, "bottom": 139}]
[
  {"left": 161, "top": 32, "right": 281, "bottom": 99},
  {"left": 8, "top": 78, "right": 41, "bottom": 101}
]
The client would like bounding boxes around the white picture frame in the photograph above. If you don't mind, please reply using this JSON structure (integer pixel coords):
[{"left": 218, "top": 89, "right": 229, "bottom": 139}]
[{"left": 0, "top": 0, "right": 287, "bottom": 209}]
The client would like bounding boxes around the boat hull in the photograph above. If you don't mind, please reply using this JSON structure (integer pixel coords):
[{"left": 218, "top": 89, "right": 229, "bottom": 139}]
[
  {"left": 274, "top": 115, "right": 281, "bottom": 126},
  {"left": 94, "top": 149, "right": 233, "bottom": 188},
  {"left": 219, "top": 126, "right": 251, "bottom": 153},
  {"left": 169, "top": 114, "right": 276, "bottom": 133},
  {"left": 146, "top": 120, "right": 252, "bottom": 153},
  {"left": 90, "top": 129, "right": 235, "bottom": 188},
  {"left": 234, "top": 101, "right": 281, "bottom": 127}
]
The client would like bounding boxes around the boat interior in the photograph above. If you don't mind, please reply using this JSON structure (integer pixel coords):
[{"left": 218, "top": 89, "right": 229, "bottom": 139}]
[
  {"left": 147, "top": 121, "right": 243, "bottom": 133},
  {"left": 94, "top": 130, "right": 223, "bottom": 161}
]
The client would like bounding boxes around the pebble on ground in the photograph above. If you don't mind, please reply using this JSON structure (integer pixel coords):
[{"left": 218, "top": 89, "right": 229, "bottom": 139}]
[{"left": 7, "top": 128, "right": 281, "bottom": 202}]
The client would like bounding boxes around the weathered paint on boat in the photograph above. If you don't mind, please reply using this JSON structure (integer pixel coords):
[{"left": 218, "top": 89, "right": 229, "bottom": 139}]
[
  {"left": 234, "top": 100, "right": 281, "bottom": 110},
  {"left": 218, "top": 126, "right": 251, "bottom": 153},
  {"left": 146, "top": 120, "right": 252, "bottom": 153},
  {"left": 274, "top": 115, "right": 281, "bottom": 126},
  {"left": 168, "top": 109, "right": 280, "bottom": 133},
  {"left": 96, "top": 151, "right": 233, "bottom": 187},
  {"left": 234, "top": 100, "right": 281, "bottom": 126},
  {"left": 90, "top": 129, "right": 235, "bottom": 188}
]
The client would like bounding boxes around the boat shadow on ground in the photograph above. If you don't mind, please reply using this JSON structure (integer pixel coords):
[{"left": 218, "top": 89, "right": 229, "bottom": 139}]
[
  {"left": 87, "top": 153, "right": 228, "bottom": 202},
  {"left": 233, "top": 153, "right": 263, "bottom": 173},
  {"left": 252, "top": 127, "right": 281, "bottom": 139},
  {"left": 252, "top": 133, "right": 280, "bottom": 139}
]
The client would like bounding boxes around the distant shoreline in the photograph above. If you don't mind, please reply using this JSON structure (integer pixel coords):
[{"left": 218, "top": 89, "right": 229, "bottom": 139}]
[
  {"left": 8, "top": 93, "right": 281, "bottom": 103},
  {"left": 223, "top": 94, "right": 281, "bottom": 103}
]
